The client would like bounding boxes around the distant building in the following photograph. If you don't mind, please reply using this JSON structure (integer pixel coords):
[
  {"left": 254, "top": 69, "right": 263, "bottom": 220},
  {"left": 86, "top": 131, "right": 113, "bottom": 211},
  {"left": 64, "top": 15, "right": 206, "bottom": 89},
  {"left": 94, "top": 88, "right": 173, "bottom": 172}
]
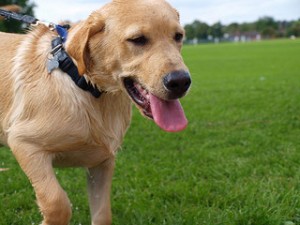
[{"left": 226, "top": 31, "right": 261, "bottom": 42}]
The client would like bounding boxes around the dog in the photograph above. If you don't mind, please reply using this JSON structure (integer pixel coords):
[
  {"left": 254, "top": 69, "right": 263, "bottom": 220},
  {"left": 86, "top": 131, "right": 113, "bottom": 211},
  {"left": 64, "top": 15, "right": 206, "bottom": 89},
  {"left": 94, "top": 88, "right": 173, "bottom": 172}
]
[{"left": 0, "top": 0, "right": 191, "bottom": 224}]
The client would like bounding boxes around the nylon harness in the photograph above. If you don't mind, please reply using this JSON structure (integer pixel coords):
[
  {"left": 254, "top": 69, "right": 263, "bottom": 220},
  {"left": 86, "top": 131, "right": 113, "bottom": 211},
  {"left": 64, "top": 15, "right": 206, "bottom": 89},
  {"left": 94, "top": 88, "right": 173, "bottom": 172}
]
[{"left": 0, "top": 9, "right": 102, "bottom": 98}]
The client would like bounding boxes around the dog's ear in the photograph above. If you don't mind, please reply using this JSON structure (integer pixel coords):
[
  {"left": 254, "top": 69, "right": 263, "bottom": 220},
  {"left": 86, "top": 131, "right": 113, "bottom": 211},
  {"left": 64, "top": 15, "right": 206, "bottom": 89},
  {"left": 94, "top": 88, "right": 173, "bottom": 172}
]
[
  {"left": 66, "top": 11, "right": 105, "bottom": 75},
  {"left": 174, "top": 9, "right": 180, "bottom": 21}
]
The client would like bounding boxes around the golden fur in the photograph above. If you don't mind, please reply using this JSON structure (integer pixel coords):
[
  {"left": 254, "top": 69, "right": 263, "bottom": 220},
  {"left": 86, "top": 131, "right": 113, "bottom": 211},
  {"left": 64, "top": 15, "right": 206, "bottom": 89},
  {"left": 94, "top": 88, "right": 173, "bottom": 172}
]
[{"left": 0, "top": 0, "right": 190, "bottom": 224}]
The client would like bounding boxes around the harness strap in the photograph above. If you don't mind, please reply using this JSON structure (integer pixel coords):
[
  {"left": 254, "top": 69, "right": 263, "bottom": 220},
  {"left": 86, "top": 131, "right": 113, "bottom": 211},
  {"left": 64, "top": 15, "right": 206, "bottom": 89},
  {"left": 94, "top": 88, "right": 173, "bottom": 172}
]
[
  {"left": 0, "top": 8, "right": 102, "bottom": 98},
  {"left": 51, "top": 36, "right": 102, "bottom": 98},
  {"left": 0, "top": 8, "right": 38, "bottom": 24}
]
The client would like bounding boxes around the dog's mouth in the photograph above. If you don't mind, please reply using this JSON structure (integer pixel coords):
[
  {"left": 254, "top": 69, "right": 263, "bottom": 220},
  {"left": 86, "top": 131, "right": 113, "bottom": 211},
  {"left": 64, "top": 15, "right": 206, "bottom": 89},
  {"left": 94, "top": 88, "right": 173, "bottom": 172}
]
[
  {"left": 123, "top": 77, "right": 187, "bottom": 132},
  {"left": 123, "top": 78, "right": 153, "bottom": 119}
]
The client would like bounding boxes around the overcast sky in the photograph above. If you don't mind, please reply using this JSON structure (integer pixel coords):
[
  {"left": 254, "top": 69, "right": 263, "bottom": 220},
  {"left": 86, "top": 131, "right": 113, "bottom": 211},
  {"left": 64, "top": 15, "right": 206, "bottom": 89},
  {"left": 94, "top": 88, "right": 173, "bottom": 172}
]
[{"left": 33, "top": 0, "right": 299, "bottom": 25}]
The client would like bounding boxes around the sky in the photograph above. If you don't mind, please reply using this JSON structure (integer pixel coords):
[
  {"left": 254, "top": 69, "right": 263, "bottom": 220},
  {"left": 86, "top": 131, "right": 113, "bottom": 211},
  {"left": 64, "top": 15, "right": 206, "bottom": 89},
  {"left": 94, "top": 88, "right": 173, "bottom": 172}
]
[{"left": 33, "top": 0, "right": 299, "bottom": 25}]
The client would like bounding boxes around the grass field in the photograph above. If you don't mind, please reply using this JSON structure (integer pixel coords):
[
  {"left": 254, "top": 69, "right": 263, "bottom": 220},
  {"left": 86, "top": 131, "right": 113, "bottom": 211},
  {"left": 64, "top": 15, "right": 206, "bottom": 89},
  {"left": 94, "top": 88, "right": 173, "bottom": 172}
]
[{"left": 1, "top": 39, "right": 300, "bottom": 225}]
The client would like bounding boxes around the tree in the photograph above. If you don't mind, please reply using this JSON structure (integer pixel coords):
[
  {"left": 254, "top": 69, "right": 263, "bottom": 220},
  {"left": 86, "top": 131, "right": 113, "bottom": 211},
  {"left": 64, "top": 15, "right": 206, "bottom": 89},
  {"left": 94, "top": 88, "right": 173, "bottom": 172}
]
[
  {"left": 287, "top": 20, "right": 300, "bottom": 37},
  {"left": 256, "top": 16, "right": 277, "bottom": 38},
  {"left": 184, "top": 20, "right": 209, "bottom": 41},
  {"left": 209, "top": 22, "right": 223, "bottom": 38},
  {"left": 184, "top": 24, "right": 195, "bottom": 40},
  {"left": 225, "top": 22, "right": 240, "bottom": 35},
  {"left": 261, "top": 27, "right": 276, "bottom": 38},
  {"left": 239, "top": 22, "right": 255, "bottom": 33},
  {"left": 194, "top": 20, "right": 209, "bottom": 40},
  {"left": 0, "top": 0, "right": 35, "bottom": 33}
]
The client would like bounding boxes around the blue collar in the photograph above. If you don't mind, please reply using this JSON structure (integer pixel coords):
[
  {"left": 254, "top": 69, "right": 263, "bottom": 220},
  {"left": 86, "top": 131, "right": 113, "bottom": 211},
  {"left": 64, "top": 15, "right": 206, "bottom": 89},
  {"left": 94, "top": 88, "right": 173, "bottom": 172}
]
[
  {"left": 55, "top": 25, "right": 69, "bottom": 43},
  {"left": 48, "top": 25, "right": 102, "bottom": 98}
]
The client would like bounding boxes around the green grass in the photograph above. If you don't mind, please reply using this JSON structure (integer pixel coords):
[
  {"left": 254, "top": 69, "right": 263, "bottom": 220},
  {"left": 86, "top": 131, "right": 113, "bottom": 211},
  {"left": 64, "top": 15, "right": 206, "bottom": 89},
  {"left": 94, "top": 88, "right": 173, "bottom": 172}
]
[{"left": 1, "top": 39, "right": 300, "bottom": 225}]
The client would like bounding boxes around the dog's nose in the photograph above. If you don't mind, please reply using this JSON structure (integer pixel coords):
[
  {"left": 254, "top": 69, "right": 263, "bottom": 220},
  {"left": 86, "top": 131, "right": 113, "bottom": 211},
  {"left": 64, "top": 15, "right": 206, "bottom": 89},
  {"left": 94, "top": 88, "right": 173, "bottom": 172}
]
[{"left": 163, "top": 70, "right": 191, "bottom": 99}]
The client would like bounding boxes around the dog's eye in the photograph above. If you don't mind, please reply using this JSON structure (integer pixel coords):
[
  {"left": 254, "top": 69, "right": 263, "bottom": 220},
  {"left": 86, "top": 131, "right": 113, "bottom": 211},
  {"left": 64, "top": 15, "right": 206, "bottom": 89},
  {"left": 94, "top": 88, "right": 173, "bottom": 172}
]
[
  {"left": 127, "top": 36, "right": 148, "bottom": 46},
  {"left": 174, "top": 33, "right": 183, "bottom": 42}
]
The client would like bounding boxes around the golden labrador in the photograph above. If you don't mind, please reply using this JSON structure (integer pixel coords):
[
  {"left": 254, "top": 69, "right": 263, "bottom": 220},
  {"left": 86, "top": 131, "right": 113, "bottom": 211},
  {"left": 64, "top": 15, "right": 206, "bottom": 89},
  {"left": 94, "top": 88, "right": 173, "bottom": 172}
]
[{"left": 0, "top": 0, "right": 191, "bottom": 224}]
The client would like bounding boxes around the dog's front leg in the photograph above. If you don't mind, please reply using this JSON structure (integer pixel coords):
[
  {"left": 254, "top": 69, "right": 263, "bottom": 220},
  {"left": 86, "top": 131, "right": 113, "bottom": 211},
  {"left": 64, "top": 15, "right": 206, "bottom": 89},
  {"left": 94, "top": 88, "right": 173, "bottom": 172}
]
[
  {"left": 87, "top": 157, "right": 115, "bottom": 225},
  {"left": 9, "top": 142, "right": 72, "bottom": 225}
]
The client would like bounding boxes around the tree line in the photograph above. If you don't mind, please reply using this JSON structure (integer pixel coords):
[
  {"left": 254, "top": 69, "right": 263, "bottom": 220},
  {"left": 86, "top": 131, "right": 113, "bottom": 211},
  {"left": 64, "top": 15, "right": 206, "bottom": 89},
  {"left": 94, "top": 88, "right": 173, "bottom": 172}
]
[
  {"left": 184, "top": 16, "right": 300, "bottom": 43},
  {"left": 1, "top": 0, "right": 300, "bottom": 42}
]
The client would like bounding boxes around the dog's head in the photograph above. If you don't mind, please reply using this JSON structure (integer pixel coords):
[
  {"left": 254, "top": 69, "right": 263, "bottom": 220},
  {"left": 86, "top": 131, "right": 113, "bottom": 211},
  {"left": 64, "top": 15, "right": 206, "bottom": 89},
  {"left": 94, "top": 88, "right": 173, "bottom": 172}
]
[{"left": 66, "top": 0, "right": 191, "bottom": 132}]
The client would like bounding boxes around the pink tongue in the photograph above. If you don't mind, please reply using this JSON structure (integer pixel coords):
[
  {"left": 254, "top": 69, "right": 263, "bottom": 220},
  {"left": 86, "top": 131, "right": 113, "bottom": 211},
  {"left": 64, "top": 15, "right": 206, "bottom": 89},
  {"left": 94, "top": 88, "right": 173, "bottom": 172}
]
[{"left": 149, "top": 94, "right": 188, "bottom": 132}]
